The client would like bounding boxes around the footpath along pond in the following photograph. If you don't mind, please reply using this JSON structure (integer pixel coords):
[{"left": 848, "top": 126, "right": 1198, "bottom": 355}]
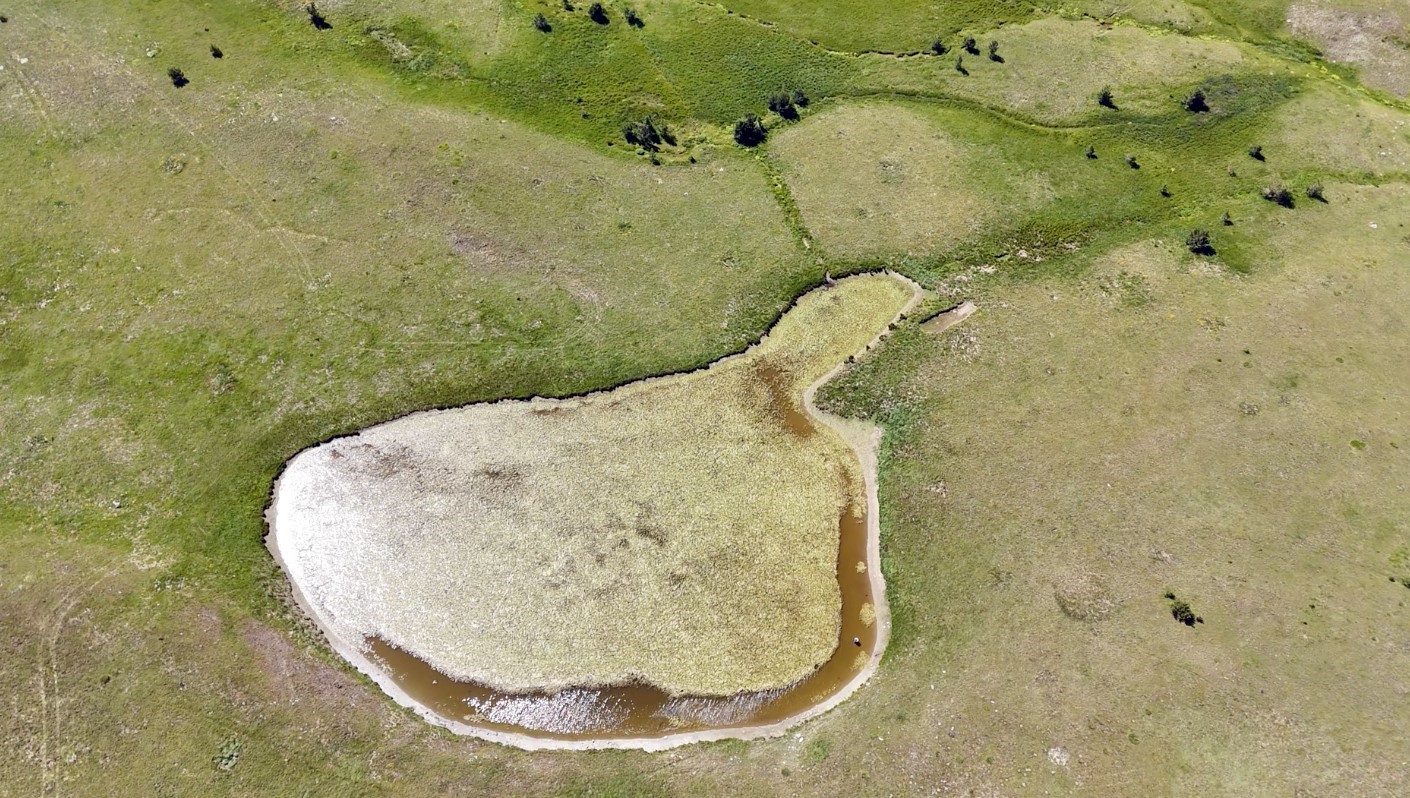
[{"left": 267, "top": 273, "right": 925, "bottom": 750}]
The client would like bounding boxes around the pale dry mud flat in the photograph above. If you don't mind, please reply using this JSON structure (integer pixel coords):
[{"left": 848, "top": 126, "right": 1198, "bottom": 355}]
[{"left": 267, "top": 273, "right": 923, "bottom": 749}]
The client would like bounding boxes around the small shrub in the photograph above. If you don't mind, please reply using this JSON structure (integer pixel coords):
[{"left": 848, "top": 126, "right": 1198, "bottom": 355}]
[
  {"left": 213, "top": 737, "right": 242, "bottom": 771},
  {"left": 1124, "top": 154, "right": 1139, "bottom": 169},
  {"left": 1262, "top": 183, "right": 1295, "bottom": 208},
  {"left": 209, "top": 44, "right": 223, "bottom": 59},
  {"left": 1306, "top": 183, "right": 1326, "bottom": 202},
  {"left": 563, "top": 0, "right": 574, "bottom": 9},
  {"left": 1186, "top": 228, "right": 1214, "bottom": 255},
  {"left": 962, "top": 36, "right": 978, "bottom": 54},
  {"left": 1221, "top": 211, "right": 1233, "bottom": 226},
  {"left": 1085, "top": 145, "right": 1097, "bottom": 159},
  {"left": 1160, "top": 184, "right": 1171, "bottom": 197},
  {"left": 1248, "top": 144, "right": 1264, "bottom": 161},
  {"left": 954, "top": 55, "right": 967, "bottom": 75},
  {"left": 0, "top": 15, "right": 8, "bottom": 23},
  {"left": 987, "top": 40, "right": 1002, "bottom": 62},
  {"left": 1170, "top": 600, "right": 1198, "bottom": 625},
  {"left": 533, "top": 13, "right": 551, "bottom": 32},
  {"left": 767, "top": 92, "right": 798, "bottom": 120},
  {"left": 1097, "top": 86, "right": 1116, "bottom": 109},
  {"left": 167, "top": 67, "right": 189, "bottom": 88},
  {"left": 791, "top": 89, "right": 809, "bottom": 107},
  {"left": 624, "top": 7, "right": 644, "bottom": 27},
  {"left": 930, "top": 38, "right": 948, "bottom": 55},
  {"left": 733, "top": 114, "right": 767, "bottom": 147},
  {"left": 588, "top": 2, "right": 609, "bottom": 24},
  {"left": 1165, "top": 593, "right": 1204, "bottom": 626},
  {"left": 1184, "top": 89, "right": 1209, "bottom": 112},
  {"left": 306, "top": 2, "right": 332, "bottom": 30}
]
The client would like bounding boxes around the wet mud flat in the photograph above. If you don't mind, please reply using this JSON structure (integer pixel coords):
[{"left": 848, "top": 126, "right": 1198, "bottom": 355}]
[{"left": 365, "top": 492, "right": 877, "bottom": 739}]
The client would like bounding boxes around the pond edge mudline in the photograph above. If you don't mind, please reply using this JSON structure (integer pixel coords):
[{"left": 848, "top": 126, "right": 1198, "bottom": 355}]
[{"left": 264, "top": 271, "right": 930, "bottom": 751}]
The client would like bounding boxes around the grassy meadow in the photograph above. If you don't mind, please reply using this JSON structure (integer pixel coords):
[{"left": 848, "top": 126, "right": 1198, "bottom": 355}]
[{"left": 2, "top": 0, "right": 1408, "bottom": 794}]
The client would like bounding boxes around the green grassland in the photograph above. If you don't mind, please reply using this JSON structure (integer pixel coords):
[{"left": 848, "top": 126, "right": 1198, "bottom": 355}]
[{"left": 2, "top": 0, "right": 1408, "bottom": 794}]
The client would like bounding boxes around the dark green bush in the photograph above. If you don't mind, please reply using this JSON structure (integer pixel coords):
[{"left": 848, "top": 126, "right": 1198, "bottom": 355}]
[
  {"left": 306, "top": 3, "right": 331, "bottom": 30},
  {"left": 1262, "top": 183, "right": 1294, "bottom": 208},
  {"left": 733, "top": 114, "right": 767, "bottom": 147},
  {"left": 1186, "top": 229, "right": 1214, "bottom": 255}
]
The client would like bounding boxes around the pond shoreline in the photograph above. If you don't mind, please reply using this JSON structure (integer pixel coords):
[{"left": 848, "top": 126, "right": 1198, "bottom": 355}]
[{"left": 265, "top": 272, "right": 933, "bottom": 751}]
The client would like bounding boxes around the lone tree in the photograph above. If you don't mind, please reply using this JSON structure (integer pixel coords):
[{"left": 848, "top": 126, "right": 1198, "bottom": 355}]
[
  {"left": 624, "top": 7, "right": 644, "bottom": 27},
  {"left": 1085, "top": 145, "right": 1097, "bottom": 159},
  {"left": 987, "top": 40, "right": 1002, "bottom": 62},
  {"left": 954, "top": 54, "right": 968, "bottom": 75},
  {"left": 533, "top": 13, "right": 551, "bottom": 32},
  {"left": 1306, "top": 182, "right": 1326, "bottom": 202},
  {"left": 767, "top": 92, "right": 798, "bottom": 120},
  {"left": 167, "top": 67, "right": 189, "bottom": 88},
  {"left": 306, "top": 2, "right": 332, "bottom": 30},
  {"left": 1125, "top": 153, "right": 1140, "bottom": 169},
  {"left": 1097, "top": 86, "right": 1116, "bottom": 109},
  {"left": 588, "top": 2, "right": 609, "bottom": 24},
  {"left": 1186, "top": 229, "right": 1214, "bottom": 255},
  {"left": 1262, "top": 183, "right": 1295, "bottom": 208},
  {"left": 1248, "top": 144, "right": 1265, "bottom": 161},
  {"left": 209, "top": 44, "right": 224, "bottom": 59},
  {"left": 622, "top": 115, "right": 672, "bottom": 151},
  {"left": 1184, "top": 88, "right": 1209, "bottom": 112},
  {"left": 930, "top": 38, "right": 949, "bottom": 55},
  {"left": 733, "top": 114, "right": 767, "bottom": 147},
  {"left": 791, "top": 89, "right": 810, "bottom": 107},
  {"left": 962, "top": 36, "right": 978, "bottom": 54}
]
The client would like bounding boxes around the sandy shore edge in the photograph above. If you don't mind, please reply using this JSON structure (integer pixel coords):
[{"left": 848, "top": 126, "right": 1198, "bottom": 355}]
[{"left": 265, "top": 271, "right": 933, "bottom": 751}]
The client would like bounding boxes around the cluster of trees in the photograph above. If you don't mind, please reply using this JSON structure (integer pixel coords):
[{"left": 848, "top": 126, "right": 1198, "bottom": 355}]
[
  {"left": 734, "top": 114, "right": 767, "bottom": 147},
  {"left": 766, "top": 90, "right": 808, "bottom": 120},
  {"left": 536, "top": 3, "right": 641, "bottom": 30},
  {"left": 732, "top": 90, "right": 808, "bottom": 147},
  {"left": 935, "top": 35, "right": 1002, "bottom": 72},
  {"left": 622, "top": 115, "right": 674, "bottom": 151},
  {"left": 1260, "top": 182, "right": 1324, "bottom": 207}
]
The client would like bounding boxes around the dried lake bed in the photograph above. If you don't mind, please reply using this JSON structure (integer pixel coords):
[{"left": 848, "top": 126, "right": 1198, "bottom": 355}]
[{"left": 267, "top": 273, "right": 924, "bottom": 749}]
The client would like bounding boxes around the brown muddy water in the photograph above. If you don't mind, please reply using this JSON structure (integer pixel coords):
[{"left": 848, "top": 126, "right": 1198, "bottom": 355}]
[{"left": 362, "top": 365, "right": 877, "bottom": 741}]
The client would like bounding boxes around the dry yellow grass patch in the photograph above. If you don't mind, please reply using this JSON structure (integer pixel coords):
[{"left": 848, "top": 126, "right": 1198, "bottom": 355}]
[
  {"left": 770, "top": 104, "right": 1008, "bottom": 260},
  {"left": 1268, "top": 84, "right": 1410, "bottom": 174},
  {"left": 270, "top": 274, "right": 914, "bottom": 696}
]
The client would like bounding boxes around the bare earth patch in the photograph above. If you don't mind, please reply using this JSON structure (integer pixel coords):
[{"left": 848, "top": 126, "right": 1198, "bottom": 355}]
[{"left": 1289, "top": 2, "right": 1410, "bottom": 97}]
